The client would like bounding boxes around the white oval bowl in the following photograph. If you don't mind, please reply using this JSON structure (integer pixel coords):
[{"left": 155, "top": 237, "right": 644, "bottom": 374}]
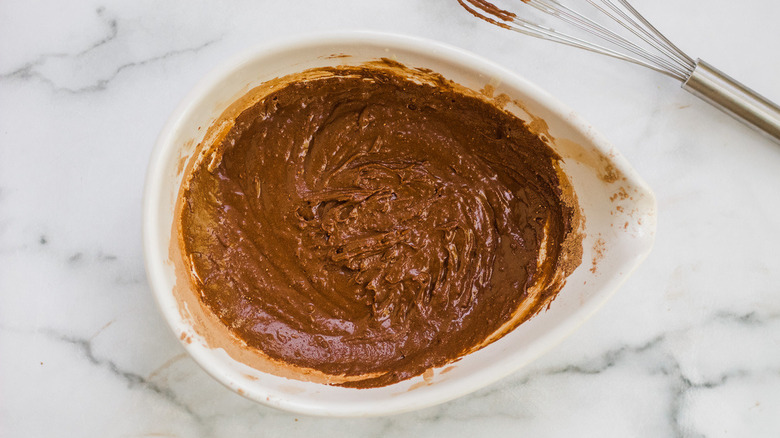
[{"left": 143, "top": 31, "right": 656, "bottom": 417}]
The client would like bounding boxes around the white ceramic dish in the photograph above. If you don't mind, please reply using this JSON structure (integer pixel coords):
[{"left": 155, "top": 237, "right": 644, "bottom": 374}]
[{"left": 143, "top": 32, "right": 656, "bottom": 417}]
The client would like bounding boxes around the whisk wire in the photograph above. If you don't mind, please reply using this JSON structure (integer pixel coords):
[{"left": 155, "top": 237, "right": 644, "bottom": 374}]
[
  {"left": 505, "top": 17, "right": 682, "bottom": 79},
  {"left": 526, "top": 0, "right": 690, "bottom": 80},
  {"left": 589, "top": 0, "right": 692, "bottom": 74},
  {"left": 585, "top": 1, "right": 691, "bottom": 78},
  {"left": 613, "top": 0, "right": 695, "bottom": 69},
  {"left": 459, "top": 0, "right": 698, "bottom": 80}
]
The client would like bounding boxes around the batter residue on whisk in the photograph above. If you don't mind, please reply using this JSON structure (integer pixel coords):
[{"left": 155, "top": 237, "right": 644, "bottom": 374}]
[
  {"left": 178, "top": 65, "right": 582, "bottom": 388},
  {"left": 458, "top": 0, "right": 517, "bottom": 29}
]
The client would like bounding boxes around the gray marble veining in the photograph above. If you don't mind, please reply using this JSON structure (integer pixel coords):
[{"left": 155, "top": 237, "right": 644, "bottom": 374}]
[{"left": 1, "top": 0, "right": 779, "bottom": 436}]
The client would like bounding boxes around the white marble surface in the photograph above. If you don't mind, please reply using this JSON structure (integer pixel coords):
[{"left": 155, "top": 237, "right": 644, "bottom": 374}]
[{"left": 2, "top": 0, "right": 780, "bottom": 436}]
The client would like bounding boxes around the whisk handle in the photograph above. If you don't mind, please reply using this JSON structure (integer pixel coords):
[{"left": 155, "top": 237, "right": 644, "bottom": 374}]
[{"left": 683, "top": 59, "right": 780, "bottom": 143}]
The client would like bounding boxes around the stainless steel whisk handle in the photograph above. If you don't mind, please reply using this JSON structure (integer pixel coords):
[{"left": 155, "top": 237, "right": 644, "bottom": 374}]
[{"left": 683, "top": 60, "right": 780, "bottom": 143}]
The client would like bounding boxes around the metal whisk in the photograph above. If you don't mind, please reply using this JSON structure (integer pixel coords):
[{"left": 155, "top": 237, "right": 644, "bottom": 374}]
[{"left": 459, "top": 0, "right": 780, "bottom": 142}]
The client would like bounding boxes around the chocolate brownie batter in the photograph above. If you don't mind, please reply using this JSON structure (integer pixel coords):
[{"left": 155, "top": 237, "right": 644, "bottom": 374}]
[{"left": 178, "top": 66, "right": 581, "bottom": 388}]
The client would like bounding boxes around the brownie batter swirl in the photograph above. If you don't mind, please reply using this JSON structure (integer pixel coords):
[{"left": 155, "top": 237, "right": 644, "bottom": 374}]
[{"left": 179, "top": 66, "right": 581, "bottom": 388}]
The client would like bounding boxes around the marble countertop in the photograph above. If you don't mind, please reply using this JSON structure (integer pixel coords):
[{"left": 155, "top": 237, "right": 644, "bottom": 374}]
[{"left": 2, "top": 0, "right": 779, "bottom": 436}]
